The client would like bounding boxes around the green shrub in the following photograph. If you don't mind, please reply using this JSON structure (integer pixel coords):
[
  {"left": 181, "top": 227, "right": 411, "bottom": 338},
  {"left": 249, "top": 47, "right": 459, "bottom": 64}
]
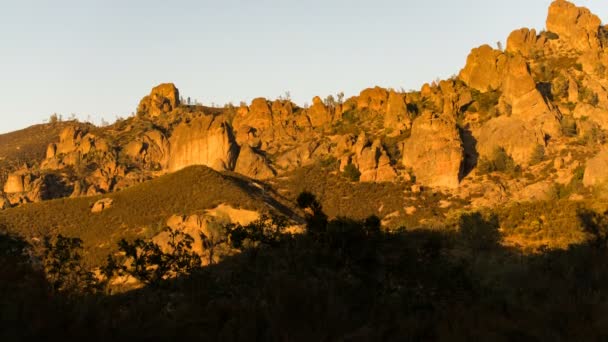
[
  {"left": 343, "top": 163, "right": 361, "bottom": 182},
  {"left": 477, "top": 147, "right": 519, "bottom": 176}
]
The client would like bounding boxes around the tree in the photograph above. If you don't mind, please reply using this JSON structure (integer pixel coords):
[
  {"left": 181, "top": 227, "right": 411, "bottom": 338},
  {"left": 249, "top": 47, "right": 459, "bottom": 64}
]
[
  {"left": 336, "top": 92, "right": 345, "bottom": 105},
  {"left": 41, "top": 235, "right": 98, "bottom": 294},
  {"left": 103, "top": 227, "right": 201, "bottom": 287},
  {"left": 343, "top": 163, "right": 361, "bottom": 182},
  {"left": 49, "top": 113, "right": 59, "bottom": 124}
]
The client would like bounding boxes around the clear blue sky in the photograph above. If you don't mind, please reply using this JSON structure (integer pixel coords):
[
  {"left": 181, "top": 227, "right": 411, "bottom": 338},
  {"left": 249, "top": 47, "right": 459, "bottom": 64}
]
[{"left": 0, "top": 0, "right": 606, "bottom": 133}]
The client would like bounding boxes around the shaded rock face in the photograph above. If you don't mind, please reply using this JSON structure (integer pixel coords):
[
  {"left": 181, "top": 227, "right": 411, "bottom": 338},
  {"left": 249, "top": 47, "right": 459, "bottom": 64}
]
[
  {"left": 168, "top": 115, "right": 239, "bottom": 172},
  {"left": 546, "top": 0, "right": 601, "bottom": 51},
  {"left": 459, "top": 45, "right": 507, "bottom": 92},
  {"left": 137, "top": 83, "right": 180, "bottom": 117},
  {"left": 234, "top": 145, "right": 276, "bottom": 180},
  {"left": 583, "top": 149, "right": 608, "bottom": 187},
  {"left": 402, "top": 112, "right": 463, "bottom": 188},
  {"left": 506, "top": 28, "right": 546, "bottom": 57}
]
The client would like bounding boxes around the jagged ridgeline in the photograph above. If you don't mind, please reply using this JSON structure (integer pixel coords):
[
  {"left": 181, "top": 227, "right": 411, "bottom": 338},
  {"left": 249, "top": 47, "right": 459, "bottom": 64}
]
[{"left": 0, "top": 1, "right": 607, "bottom": 237}]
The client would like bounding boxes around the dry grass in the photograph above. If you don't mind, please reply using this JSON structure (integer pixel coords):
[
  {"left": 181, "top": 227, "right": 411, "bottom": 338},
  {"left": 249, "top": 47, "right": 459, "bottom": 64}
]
[{"left": 0, "top": 166, "right": 297, "bottom": 265}]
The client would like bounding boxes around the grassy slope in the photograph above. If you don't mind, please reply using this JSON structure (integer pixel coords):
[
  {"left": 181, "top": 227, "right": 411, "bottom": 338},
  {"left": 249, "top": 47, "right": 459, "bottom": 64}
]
[{"left": 0, "top": 165, "right": 298, "bottom": 264}]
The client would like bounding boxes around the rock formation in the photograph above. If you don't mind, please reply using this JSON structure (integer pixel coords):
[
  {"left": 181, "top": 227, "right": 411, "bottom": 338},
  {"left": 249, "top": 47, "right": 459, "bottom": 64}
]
[
  {"left": 402, "top": 112, "right": 463, "bottom": 188},
  {"left": 459, "top": 45, "right": 507, "bottom": 92},
  {"left": 137, "top": 83, "right": 180, "bottom": 117},
  {"left": 234, "top": 145, "right": 276, "bottom": 179},
  {"left": 546, "top": 0, "right": 602, "bottom": 51},
  {"left": 168, "top": 115, "right": 239, "bottom": 172}
]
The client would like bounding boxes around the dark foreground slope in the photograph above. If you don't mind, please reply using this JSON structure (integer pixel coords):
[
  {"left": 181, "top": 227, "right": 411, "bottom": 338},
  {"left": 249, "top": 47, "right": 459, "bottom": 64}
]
[{"left": 3, "top": 205, "right": 608, "bottom": 340}]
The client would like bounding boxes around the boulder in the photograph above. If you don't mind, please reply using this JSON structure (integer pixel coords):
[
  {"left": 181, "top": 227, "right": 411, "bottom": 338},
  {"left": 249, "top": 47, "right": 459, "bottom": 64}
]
[
  {"left": 4, "top": 173, "right": 26, "bottom": 193},
  {"left": 308, "top": 96, "right": 331, "bottom": 127},
  {"left": 506, "top": 28, "right": 546, "bottom": 57},
  {"left": 234, "top": 145, "right": 276, "bottom": 179},
  {"left": 546, "top": 0, "right": 601, "bottom": 51},
  {"left": 234, "top": 97, "right": 273, "bottom": 131},
  {"left": 501, "top": 54, "right": 561, "bottom": 138},
  {"left": 384, "top": 90, "right": 410, "bottom": 132},
  {"left": 91, "top": 198, "right": 113, "bottom": 213},
  {"left": 357, "top": 87, "right": 389, "bottom": 112},
  {"left": 402, "top": 112, "right": 463, "bottom": 188},
  {"left": 168, "top": 115, "right": 239, "bottom": 172},
  {"left": 459, "top": 45, "right": 507, "bottom": 92},
  {"left": 137, "top": 83, "right": 180, "bottom": 117},
  {"left": 583, "top": 149, "right": 608, "bottom": 187},
  {"left": 475, "top": 116, "right": 546, "bottom": 166}
]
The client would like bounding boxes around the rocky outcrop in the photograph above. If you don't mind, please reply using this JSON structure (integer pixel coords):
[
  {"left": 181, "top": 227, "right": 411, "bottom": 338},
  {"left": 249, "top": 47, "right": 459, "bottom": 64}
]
[
  {"left": 341, "top": 134, "right": 397, "bottom": 182},
  {"left": 402, "top": 112, "right": 463, "bottom": 188},
  {"left": 546, "top": 0, "right": 601, "bottom": 51},
  {"left": 233, "top": 98, "right": 274, "bottom": 132},
  {"left": 91, "top": 198, "right": 113, "bottom": 213},
  {"left": 308, "top": 96, "right": 331, "bottom": 127},
  {"left": 384, "top": 90, "right": 410, "bottom": 133},
  {"left": 459, "top": 45, "right": 507, "bottom": 92},
  {"left": 357, "top": 87, "right": 389, "bottom": 112},
  {"left": 476, "top": 116, "right": 546, "bottom": 166},
  {"left": 168, "top": 115, "right": 239, "bottom": 172},
  {"left": 234, "top": 145, "right": 276, "bottom": 180},
  {"left": 583, "top": 149, "right": 608, "bottom": 187},
  {"left": 506, "top": 28, "right": 546, "bottom": 57},
  {"left": 137, "top": 83, "right": 180, "bottom": 117},
  {"left": 123, "top": 129, "right": 170, "bottom": 169},
  {"left": 502, "top": 54, "right": 562, "bottom": 138}
]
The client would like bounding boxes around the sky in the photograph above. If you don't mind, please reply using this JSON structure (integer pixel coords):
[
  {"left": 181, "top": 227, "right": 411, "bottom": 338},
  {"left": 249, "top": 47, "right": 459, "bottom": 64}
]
[{"left": 0, "top": 0, "right": 606, "bottom": 133}]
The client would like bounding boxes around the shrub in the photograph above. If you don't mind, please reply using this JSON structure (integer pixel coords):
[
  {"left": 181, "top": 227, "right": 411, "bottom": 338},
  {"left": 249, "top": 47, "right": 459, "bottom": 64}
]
[
  {"left": 343, "top": 163, "right": 361, "bottom": 182},
  {"left": 551, "top": 75, "right": 569, "bottom": 100},
  {"left": 458, "top": 212, "right": 500, "bottom": 252},
  {"left": 561, "top": 116, "right": 578, "bottom": 137},
  {"left": 477, "top": 147, "right": 519, "bottom": 176},
  {"left": 579, "top": 87, "right": 599, "bottom": 106},
  {"left": 530, "top": 144, "right": 545, "bottom": 165}
]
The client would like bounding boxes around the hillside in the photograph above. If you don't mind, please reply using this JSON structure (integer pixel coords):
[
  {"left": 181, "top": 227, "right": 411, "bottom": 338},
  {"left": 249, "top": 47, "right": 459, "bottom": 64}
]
[{"left": 0, "top": 165, "right": 298, "bottom": 264}]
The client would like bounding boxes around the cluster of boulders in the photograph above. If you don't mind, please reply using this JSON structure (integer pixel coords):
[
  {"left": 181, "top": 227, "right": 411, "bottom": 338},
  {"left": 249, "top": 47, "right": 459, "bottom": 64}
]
[{"left": 3, "top": 0, "right": 608, "bottom": 209}]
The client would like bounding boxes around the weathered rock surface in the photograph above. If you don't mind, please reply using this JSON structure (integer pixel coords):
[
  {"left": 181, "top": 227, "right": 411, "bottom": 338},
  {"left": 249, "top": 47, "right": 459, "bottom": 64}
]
[
  {"left": 502, "top": 54, "right": 562, "bottom": 138},
  {"left": 583, "top": 149, "right": 608, "bottom": 187},
  {"left": 234, "top": 145, "right": 275, "bottom": 180},
  {"left": 546, "top": 0, "right": 601, "bottom": 51},
  {"left": 459, "top": 45, "right": 507, "bottom": 92},
  {"left": 357, "top": 87, "right": 389, "bottom": 112},
  {"left": 91, "top": 198, "right": 113, "bottom": 213},
  {"left": 476, "top": 116, "right": 546, "bottom": 166},
  {"left": 402, "top": 112, "right": 463, "bottom": 188},
  {"left": 506, "top": 28, "right": 546, "bottom": 57},
  {"left": 137, "top": 83, "right": 180, "bottom": 117},
  {"left": 168, "top": 115, "right": 239, "bottom": 172},
  {"left": 308, "top": 96, "right": 332, "bottom": 127}
]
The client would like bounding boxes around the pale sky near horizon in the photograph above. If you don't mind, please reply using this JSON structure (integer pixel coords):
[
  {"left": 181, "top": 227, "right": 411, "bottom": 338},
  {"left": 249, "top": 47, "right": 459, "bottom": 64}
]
[{"left": 0, "top": 0, "right": 606, "bottom": 133}]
